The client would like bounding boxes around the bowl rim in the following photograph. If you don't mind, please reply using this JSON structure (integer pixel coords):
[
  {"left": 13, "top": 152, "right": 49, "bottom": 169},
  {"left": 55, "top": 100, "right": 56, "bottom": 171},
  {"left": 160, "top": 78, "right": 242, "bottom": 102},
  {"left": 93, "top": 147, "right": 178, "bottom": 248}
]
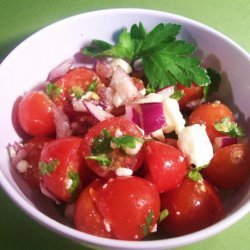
[{"left": 0, "top": 8, "right": 250, "bottom": 249}]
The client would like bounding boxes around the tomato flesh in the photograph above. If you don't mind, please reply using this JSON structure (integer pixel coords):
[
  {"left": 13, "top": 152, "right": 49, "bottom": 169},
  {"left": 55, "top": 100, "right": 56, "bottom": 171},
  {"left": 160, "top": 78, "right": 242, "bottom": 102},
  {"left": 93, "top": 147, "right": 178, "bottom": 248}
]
[
  {"left": 160, "top": 178, "right": 224, "bottom": 236},
  {"left": 18, "top": 91, "right": 55, "bottom": 136},
  {"left": 144, "top": 141, "right": 188, "bottom": 193},
  {"left": 203, "top": 144, "right": 250, "bottom": 189}
]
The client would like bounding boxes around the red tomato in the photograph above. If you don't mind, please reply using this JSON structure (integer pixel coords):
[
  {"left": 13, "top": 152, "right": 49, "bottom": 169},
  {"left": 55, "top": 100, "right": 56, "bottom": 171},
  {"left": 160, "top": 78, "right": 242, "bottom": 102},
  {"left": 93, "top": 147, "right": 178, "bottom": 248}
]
[
  {"left": 82, "top": 117, "right": 144, "bottom": 179},
  {"left": 74, "top": 179, "right": 113, "bottom": 238},
  {"left": 52, "top": 67, "right": 100, "bottom": 115},
  {"left": 202, "top": 144, "right": 250, "bottom": 189},
  {"left": 160, "top": 178, "right": 224, "bottom": 236},
  {"left": 177, "top": 83, "right": 203, "bottom": 110},
  {"left": 93, "top": 176, "right": 160, "bottom": 240},
  {"left": 163, "top": 138, "right": 178, "bottom": 149},
  {"left": 188, "top": 102, "right": 235, "bottom": 141},
  {"left": 16, "top": 137, "right": 51, "bottom": 189},
  {"left": 40, "top": 137, "right": 84, "bottom": 201},
  {"left": 143, "top": 141, "right": 188, "bottom": 192},
  {"left": 18, "top": 91, "right": 55, "bottom": 136}
]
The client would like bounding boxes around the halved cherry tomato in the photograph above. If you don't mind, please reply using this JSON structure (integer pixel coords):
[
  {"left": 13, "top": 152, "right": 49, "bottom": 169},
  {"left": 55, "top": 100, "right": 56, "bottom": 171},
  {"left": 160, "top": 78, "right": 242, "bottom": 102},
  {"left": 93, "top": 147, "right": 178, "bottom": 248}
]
[
  {"left": 52, "top": 67, "right": 100, "bottom": 116},
  {"left": 93, "top": 176, "right": 160, "bottom": 240},
  {"left": 160, "top": 178, "right": 224, "bottom": 236},
  {"left": 18, "top": 91, "right": 55, "bottom": 136},
  {"left": 40, "top": 137, "right": 84, "bottom": 201},
  {"left": 143, "top": 141, "right": 188, "bottom": 192},
  {"left": 202, "top": 144, "right": 250, "bottom": 189},
  {"left": 177, "top": 83, "right": 203, "bottom": 110},
  {"left": 82, "top": 117, "right": 144, "bottom": 179},
  {"left": 74, "top": 179, "right": 113, "bottom": 238},
  {"left": 188, "top": 102, "right": 235, "bottom": 141}
]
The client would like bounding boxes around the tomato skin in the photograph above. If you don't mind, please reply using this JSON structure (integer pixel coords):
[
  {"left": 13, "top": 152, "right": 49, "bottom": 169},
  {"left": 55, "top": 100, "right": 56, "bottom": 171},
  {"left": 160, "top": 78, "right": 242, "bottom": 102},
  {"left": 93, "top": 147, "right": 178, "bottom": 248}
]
[
  {"left": 177, "top": 83, "right": 203, "bottom": 110},
  {"left": 202, "top": 144, "right": 250, "bottom": 189},
  {"left": 94, "top": 176, "right": 160, "bottom": 240},
  {"left": 18, "top": 91, "right": 55, "bottom": 136},
  {"left": 53, "top": 67, "right": 99, "bottom": 116},
  {"left": 40, "top": 137, "right": 83, "bottom": 201},
  {"left": 82, "top": 117, "right": 144, "bottom": 179},
  {"left": 160, "top": 178, "right": 224, "bottom": 236},
  {"left": 144, "top": 141, "right": 188, "bottom": 193},
  {"left": 74, "top": 179, "right": 113, "bottom": 238},
  {"left": 188, "top": 102, "right": 235, "bottom": 142}
]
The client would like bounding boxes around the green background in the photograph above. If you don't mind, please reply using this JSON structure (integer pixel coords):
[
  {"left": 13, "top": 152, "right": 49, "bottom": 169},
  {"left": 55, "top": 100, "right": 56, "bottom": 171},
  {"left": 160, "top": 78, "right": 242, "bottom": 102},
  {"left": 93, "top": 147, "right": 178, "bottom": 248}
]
[{"left": 0, "top": 0, "right": 249, "bottom": 249}]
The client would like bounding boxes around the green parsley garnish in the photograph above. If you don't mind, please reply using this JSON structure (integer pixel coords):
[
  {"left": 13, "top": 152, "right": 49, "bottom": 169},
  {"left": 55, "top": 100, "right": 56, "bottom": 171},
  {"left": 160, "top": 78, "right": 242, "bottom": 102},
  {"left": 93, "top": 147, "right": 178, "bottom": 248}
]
[
  {"left": 170, "top": 89, "right": 184, "bottom": 101},
  {"left": 91, "top": 129, "right": 112, "bottom": 155},
  {"left": 39, "top": 159, "right": 59, "bottom": 175},
  {"left": 83, "top": 22, "right": 210, "bottom": 91},
  {"left": 46, "top": 83, "right": 62, "bottom": 99},
  {"left": 142, "top": 210, "right": 154, "bottom": 236},
  {"left": 70, "top": 85, "right": 85, "bottom": 99},
  {"left": 87, "top": 79, "right": 98, "bottom": 92},
  {"left": 68, "top": 171, "right": 80, "bottom": 193},
  {"left": 111, "top": 135, "right": 143, "bottom": 149},
  {"left": 214, "top": 117, "right": 245, "bottom": 138},
  {"left": 188, "top": 165, "right": 208, "bottom": 182},
  {"left": 159, "top": 209, "right": 169, "bottom": 222},
  {"left": 85, "top": 155, "right": 111, "bottom": 166},
  {"left": 203, "top": 68, "right": 221, "bottom": 98}
]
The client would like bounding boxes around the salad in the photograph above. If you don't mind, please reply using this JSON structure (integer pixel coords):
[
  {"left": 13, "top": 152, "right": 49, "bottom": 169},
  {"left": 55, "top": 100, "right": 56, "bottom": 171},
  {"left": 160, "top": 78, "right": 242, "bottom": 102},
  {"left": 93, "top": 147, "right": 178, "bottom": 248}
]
[{"left": 8, "top": 23, "right": 250, "bottom": 240}]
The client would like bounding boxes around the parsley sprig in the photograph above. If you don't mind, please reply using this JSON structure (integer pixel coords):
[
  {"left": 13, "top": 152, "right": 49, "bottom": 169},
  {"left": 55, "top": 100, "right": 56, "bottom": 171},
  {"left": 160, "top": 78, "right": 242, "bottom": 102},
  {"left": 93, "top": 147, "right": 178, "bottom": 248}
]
[
  {"left": 39, "top": 159, "right": 59, "bottom": 175},
  {"left": 82, "top": 22, "right": 210, "bottom": 91},
  {"left": 142, "top": 210, "right": 154, "bottom": 236},
  {"left": 214, "top": 117, "right": 245, "bottom": 138},
  {"left": 111, "top": 135, "right": 143, "bottom": 149}
]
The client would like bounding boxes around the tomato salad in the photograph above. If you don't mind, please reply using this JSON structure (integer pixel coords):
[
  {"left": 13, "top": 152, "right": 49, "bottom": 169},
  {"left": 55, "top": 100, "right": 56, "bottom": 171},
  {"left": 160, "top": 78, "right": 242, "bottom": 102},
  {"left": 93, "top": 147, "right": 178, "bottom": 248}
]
[{"left": 8, "top": 23, "right": 250, "bottom": 240}]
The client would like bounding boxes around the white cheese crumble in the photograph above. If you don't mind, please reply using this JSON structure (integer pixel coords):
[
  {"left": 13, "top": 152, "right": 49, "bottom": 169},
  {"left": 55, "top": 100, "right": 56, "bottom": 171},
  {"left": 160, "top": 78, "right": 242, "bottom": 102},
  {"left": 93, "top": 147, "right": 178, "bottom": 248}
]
[
  {"left": 103, "top": 219, "right": 111, "bottom": 232},
  {"left": 115, "top": 167, "right": 133, "bottom": 176},
  {"left": 162, "top": 97, "right": 185, "bottom": 134},
  {"left": 66, "top": 178, "right": 73, "bottom": 190},
  {"left": 123, "top": 140, "right": 143, "bottom": 156},
  {"left": 151, "top": 224, "right": 157, "bottom": 233},
  {"left": 135, "top": 93, "right": 162, "bottom": 104},
  {"left": 16, "top": 160, "right": 29, "bottom": 173},
  {"left": 109, "top": 58, "right": 132, "bottom": 74},
  {"left": 177, "top": 124, "right": 213, "bottom": 167}
]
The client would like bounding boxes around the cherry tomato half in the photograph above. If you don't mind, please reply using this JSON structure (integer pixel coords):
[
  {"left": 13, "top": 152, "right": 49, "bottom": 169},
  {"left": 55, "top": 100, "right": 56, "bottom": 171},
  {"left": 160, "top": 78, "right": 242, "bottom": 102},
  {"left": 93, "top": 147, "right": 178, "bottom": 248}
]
[
  {"left": 188, "top": 102, "right": 235, "bottom": 141},
  {"left": 144, "top": 141, "right": 188, "bottom": 193},
  {"left": 160, "top": 178, "right": 224, "bottom": 236},
  {"left": 18, "top": 91, "right": 55, "bottom": 136},
  {"left": 203, "top": 144, "right": 250, "bottom": 189},
  {"left": 40, "top": 137, "right": 84, "bottom": 201},
  {"left": 82, "top": 117, "right": 144, "bottom": 179}
]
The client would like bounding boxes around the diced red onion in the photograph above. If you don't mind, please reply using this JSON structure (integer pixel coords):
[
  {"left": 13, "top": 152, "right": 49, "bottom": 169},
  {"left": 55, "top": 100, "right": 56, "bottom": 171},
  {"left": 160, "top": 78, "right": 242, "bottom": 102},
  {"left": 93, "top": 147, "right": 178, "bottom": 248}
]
[
  {"left": 47, "top": 59, "right": 73, "bottom": 82},
  {"left": 84, "top": 101, "right": 113, "bottom": 121},
  {"left": 157, "top": 86, "right": 175, "bottom": 97},
  {"left": 72, "top": 98, "right": 88, "bottom": 112},
  {"left": 124, "top": 106, "right": 141, "bottom": 126},
  {"left": 40, "top": 182, "right": 61, "bottom": 204},
  {"left": 52, "top": 106, "right": 72, "bottom": 138},
  {"left": 96, "top": 60, "right": 114, "bottom": 80},
  {"left": 139, "top": 102, "right": 166, "bottom": 135},
  {"left": 213, "top": 136, "right": 239, "bottom": 151},
  {"left": 7, "top": 142, "right": 29, "bottom": 167},
  {"left": 186, "top": 98, "right": 205, "bottom": 110}
]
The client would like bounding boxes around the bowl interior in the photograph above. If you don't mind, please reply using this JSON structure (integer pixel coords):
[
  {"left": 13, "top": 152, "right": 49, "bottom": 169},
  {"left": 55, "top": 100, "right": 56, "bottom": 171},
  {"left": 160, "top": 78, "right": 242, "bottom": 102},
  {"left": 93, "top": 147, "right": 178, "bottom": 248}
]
[{"left": 0, "top": 9, "right": 249, "bottom": 250}]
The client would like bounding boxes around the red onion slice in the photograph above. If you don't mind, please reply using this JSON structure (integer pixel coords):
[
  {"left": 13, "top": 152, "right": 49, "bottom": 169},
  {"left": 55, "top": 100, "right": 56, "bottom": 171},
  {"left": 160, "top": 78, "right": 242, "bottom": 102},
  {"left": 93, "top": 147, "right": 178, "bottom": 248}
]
[
  {"left": 40, "top": 182, "right": 61, "bottom": 204},
  {"left": 124, "top": 106, "right": 141, "bottom": 126},
  {"left": 139, "top": 102, "right": 166, "bottom": 135},
  {"left": 47, "top": 59, "right": 73, "bottom": 82},
  {"left": 157, "top": 86, "right": 175, "bottom": 97},
  {"left": 84, "top": 101, "right": 113, "bottom": 121},
  {"left": 213, "top": 136, "right": 239, "bottom": 151}
]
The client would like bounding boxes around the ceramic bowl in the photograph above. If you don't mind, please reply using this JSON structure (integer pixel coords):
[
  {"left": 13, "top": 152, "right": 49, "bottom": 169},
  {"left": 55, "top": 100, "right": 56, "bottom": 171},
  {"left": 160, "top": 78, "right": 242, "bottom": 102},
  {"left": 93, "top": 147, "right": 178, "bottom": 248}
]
[{"left": 0, "top": 8, "right": 249, "bottom": 250}]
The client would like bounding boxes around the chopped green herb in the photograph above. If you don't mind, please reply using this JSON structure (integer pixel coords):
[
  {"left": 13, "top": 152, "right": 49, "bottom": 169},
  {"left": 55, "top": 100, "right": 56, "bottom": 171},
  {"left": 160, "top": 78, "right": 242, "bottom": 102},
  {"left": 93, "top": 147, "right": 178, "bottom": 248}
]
[
  {"left": 85, "top": 155, "right": 111, "bottom": 166},
  {"left": 159, "top": 209, "right": 169, "bottom": 222},
  {"left": 92, "top": 129, "right": 112, "bottom": 155},
  {"left": 46, "top": 83, "right": 62, "bottom": 99},
  {"left": 188, "top": 165, "right": 208, "bottom": 182},
  {"left": 170, "top": 89, "right": 184, "bottom": 101},
  {"left": 68, "top": 171, "right": 80, "bottom": 193},
  {"left": 203, "top": 68, "right": 221, "bottom": 98},
  {"left": 70, "top": 85, "right": 85, "bottom": 99},
  {"left": 39, "top": 159, "right": 59, "bottom": 175},
  {"left": 83, "top": 22, "right": 210, "bottom": 91},
  {"left": 111, "top": 135, "right": 143, "bottom": 149},
  {"left": 87, "top": 79, "right": 98, "bottom": 92},
  {"left": 142, "top": 210, "right": 154, "bottom": 236},
  {"left": 214, "top": 117, "right": 245, "bottom": 138}
]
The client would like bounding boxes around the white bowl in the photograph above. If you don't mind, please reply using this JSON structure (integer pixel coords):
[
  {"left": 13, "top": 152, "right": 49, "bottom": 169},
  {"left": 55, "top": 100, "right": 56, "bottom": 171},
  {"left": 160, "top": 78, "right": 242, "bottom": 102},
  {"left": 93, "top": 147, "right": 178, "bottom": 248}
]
[{"left": 0, "top": 8, "right": 249, "bottom": 250}]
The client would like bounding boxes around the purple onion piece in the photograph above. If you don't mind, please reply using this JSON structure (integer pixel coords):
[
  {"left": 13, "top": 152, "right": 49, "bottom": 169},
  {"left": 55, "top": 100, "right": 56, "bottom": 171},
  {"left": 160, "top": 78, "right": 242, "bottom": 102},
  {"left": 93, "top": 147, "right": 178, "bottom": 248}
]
[{"left": 213, "top": 136, "right": 239, "bottom": 151}]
